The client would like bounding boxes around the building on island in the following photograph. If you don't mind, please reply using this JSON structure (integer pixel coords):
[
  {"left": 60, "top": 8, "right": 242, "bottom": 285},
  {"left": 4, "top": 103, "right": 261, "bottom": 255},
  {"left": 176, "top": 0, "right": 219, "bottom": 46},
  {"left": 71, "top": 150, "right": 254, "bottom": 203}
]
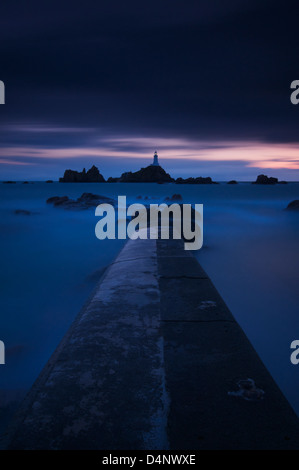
[{"left": 151, "top": 150, "right": 160, "bottom": 166}]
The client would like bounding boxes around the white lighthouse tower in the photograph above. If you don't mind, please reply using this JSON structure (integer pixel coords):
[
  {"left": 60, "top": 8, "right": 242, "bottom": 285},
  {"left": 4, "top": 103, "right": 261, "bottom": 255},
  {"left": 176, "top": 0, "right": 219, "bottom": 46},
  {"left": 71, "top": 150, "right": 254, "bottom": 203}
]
[{"left": 152, "top": 150, "right": 160, "bottom": 166}]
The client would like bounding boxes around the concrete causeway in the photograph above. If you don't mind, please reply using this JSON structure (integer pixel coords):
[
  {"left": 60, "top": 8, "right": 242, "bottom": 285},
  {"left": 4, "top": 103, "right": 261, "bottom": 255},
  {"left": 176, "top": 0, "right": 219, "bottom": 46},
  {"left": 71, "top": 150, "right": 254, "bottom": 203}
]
[{"left": 2, "top": 237, "right": 299, "bottom": 449}]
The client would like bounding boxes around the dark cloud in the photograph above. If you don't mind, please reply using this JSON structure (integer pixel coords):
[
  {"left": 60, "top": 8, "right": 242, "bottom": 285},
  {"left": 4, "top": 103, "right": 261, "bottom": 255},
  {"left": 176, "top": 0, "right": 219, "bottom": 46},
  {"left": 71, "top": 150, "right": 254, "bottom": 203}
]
[{"left": 0, "top": 0, "right": 299, "bottom": 179}]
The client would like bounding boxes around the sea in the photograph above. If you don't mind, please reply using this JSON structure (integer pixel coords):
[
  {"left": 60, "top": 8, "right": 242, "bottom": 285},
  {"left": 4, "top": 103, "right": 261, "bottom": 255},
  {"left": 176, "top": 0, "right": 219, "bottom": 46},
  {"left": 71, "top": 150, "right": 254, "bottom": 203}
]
[{"left": 0, "top": 181, "right": 299, "bottom": 431}]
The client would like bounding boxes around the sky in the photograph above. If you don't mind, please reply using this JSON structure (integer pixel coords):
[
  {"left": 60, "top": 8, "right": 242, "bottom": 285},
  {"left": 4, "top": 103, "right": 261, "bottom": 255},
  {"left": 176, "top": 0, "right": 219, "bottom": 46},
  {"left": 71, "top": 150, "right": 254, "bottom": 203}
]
[{"left": 0, "top": 0, "right": 299, "bottom": 181}]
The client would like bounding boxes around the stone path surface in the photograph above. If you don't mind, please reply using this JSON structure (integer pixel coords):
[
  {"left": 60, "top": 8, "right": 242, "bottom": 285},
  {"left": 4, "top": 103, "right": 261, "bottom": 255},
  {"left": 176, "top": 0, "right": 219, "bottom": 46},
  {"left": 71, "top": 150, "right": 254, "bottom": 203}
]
[{"left": 2, "top": 237, "right": 299, "bottom": 449}]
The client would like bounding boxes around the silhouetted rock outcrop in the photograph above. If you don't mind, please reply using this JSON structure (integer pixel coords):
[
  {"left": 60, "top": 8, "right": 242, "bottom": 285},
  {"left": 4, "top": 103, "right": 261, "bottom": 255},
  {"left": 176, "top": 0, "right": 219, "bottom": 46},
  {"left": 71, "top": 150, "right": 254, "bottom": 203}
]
[
  {"left": 77, "top": 193, "right": 114, "bottom": 207},
  {"left": 253, "top": 174, "right": 278, "bottom": 185},
  {"left": 227, "top": 180, "right": 238, "bottom": 184},
  {"left": 175, "top": 176, "right": 216, "bottom": 184},
  {"left": 47, "top": 193, "right": 114, "bottom": 210},
  {"left": 118, "top": 165, "right": 173, "bottom": 183},
  {"left": 286, "top": 200, "right": 299, "bottom": 211},
  {"left": 59, "top": 166, "right": 105, "bottom": 183},
  {"left": 47, "top": 196, "right": 70, "bottom": 206},
  {"left": 14, "top": 209, "right": 32, "bottom": 215},
  {"left": 165, "top": 194, "right": 183, "bottom": 201}
]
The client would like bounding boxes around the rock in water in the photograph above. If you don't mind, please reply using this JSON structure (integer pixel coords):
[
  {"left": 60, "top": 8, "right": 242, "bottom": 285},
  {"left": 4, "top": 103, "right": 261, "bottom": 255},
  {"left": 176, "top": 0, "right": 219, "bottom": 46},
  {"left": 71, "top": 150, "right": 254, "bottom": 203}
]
[
  {"left": 14, "top": 209, "right": 32, "bottom": 215},
  {"left": 107, "top": 177, "right": 119, "bottom": 183},
  {"left": 47, "top": 196, "right": 70, "bottom": 206},
  {"left": 286, "top": 200, "right": 299, "bottom": 211},
  {"left": 59, "top": 165, "right": 105, "bottom": 183},
  {"left": 46, "top": 193, "right": 115, "bottom": 210},
  {"left": 175, "top": 176, "right": 215, "bottom": 184},
  {"left": 253, "top": 174, "right": 278, "bottom": 185},
  {"left": 77, "top": 193, "right": 115, "bottom": 207},
  {"left": 118, "top": 165, "right": 173, "bottom": 183},
  {"left": 165, "top": 194, "right": 183, "bottom": 201}
]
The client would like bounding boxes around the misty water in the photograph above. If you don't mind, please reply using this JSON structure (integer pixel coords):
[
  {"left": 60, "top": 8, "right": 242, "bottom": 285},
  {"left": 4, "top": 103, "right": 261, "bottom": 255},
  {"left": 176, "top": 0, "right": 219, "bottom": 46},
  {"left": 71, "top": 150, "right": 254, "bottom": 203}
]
[{"left": 0, "top": 181, "right": 299, "bottom": 424}]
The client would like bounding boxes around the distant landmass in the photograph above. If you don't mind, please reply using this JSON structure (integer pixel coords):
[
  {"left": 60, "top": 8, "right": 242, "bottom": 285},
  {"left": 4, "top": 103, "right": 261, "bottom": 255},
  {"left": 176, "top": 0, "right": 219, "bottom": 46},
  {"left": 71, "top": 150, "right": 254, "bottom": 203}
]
[
  {"left": 58, "top": 151, "right": 217, "bottom": 184},
  {"left": 57, "top": 154, "right": 288, "bottom": 185}
]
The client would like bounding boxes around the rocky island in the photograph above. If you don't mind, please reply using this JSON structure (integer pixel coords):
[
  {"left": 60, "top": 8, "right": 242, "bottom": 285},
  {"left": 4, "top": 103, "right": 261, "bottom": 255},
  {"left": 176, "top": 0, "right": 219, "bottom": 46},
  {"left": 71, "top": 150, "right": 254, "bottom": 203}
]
[
  {"left": 57, "top": 152, "right": 219, "bottom": 184},
  {"left": 115, "top": 165, "right": 174, "bottom": 183},
  {"left": 175, "top": 176, "right": 216, "bottom": 184},
  {"left": 59, "top": 165, "right": 105, "bottom": 183},
  {"left": 108, "top": 152, "right": 217, "bottom": 184},
  {"left": 286, "top": 200, "right": 299, "bottom": 211},
  {"left": 47, "top": 192, "right": 115, "bottom": 210},
  {"left": 252, "top": 174, "right": 287, "bottom": 185}
]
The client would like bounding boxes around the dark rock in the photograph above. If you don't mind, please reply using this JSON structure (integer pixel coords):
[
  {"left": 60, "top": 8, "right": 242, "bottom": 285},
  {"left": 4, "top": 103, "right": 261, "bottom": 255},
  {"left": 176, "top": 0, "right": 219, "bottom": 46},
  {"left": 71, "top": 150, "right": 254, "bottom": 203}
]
[
  {"left": 85, "top": 166, "right": 105, "bottom": 183},
  {"left": 175, "top": 176, "right": 215, "bottom": 184},
  {"left": 77, "top": 192, "right": 115, "bottom": 207},
  {"left": 23, "top": 181, "right": 29, "bottom": 184},
  {"left": 59, "top": 165, "right": 105, "bottom": 183},
  {"left": 46, "top": 180, "right": 53, "bottom": 183},
  {"left": 77, "top": 192, "right": 101, "bottom": 201},
  {"left": 165, "top": 194, "right": 183, "bottom": 201},
  {"left": 47, "top": 196, "right": 70, "bottom": 206},
  {"left": 14, "top": 209, "right": 32, "bottom": 215},
  {"left": 253, "top": 174, "right": 278, "bottom": 185},
  {"left": 46, "top": 196, "right": 62, "bottom": 204},
  {"left": 227, "top": 180, "right": 238, "bottom": 184},
  {"left": 286, "top": 200, "right": 299, "bottom": 211},
  {"left": 107, "top": 177, "right": 119, "bottom": 183},
  {"left": 3, "top": 181, "right": 16, "bottom": 184},
  {"left": 118, "top": 165, "right": 173, "bottom": 183},
  {"left": 47, "top": 193, "right": 115, "bottom": 210},
  {"left": 278, "top": 181, "right": 288, "bottom": 184}
]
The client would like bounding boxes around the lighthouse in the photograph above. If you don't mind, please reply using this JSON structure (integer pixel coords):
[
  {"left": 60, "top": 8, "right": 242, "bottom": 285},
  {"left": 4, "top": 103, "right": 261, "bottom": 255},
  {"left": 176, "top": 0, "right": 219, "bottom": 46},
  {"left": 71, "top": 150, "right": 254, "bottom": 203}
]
[{"left": 152, "top": 150, "right": 160, "bottom": 166}]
